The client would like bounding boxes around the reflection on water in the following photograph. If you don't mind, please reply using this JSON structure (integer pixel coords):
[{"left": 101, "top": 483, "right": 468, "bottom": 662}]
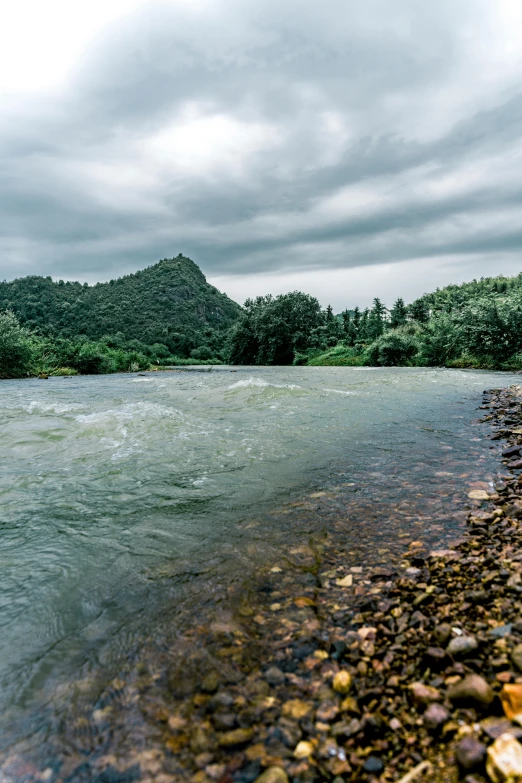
[{"left": 0, "top": 366, "right": 516, "bottom": 758}]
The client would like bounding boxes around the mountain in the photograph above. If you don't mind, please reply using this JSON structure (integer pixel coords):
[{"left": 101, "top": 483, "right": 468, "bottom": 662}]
[{"left": 0, "top": 255, "right": 242, "bottom": 356}]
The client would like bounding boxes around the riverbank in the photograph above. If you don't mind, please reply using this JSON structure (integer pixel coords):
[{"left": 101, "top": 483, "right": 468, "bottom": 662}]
[
  {"left": 124, "top": 383, "right": 522, "bottom": 783},
  {"left": 1, "top": 375, "right": 519, "bottom": 783}
]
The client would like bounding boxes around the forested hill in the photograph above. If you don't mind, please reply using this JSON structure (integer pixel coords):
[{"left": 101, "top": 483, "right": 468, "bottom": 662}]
[
  {"left": 0, "top": 256, "right": 241, "bottom": 356},
  {"left": 410, "top": 273, "right": 522, "bottom": 318}
]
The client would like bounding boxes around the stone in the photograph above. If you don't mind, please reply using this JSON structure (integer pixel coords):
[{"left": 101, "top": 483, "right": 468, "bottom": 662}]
[
  {"left": 466, "top": 590, "right": 489, "bottom": 605},
  {"left": 424, "top": 647, "right": 448, "bottom": 670},
  {"left": 504, "top": 503, "right": 522, "bottom": 519},
  {"left": 294, "top": 741, "right": 314, "bottom": 759},
  {"left": 200, "top": 672, "right": 221, "bottom": 693},
  {"left": 481, "top": 717, "right": 522, "bottom": 740},
  {"left": 409, "top": 682, "right": 441, "bottom": 706},
  {"left": 447, "top": 675, "right": 494, "bottom": 708},
  {"left": 500, "top": 684, "right": 522, "bottom": 721},
  {"left": 434, "top": 623, "right": 452, "bottom": 646},
  {"left": 454, "top": 737, "right": 487, "bottom": 772},
  {"left": 332, "top": 671, "right": 352, "bottom": 694},
  {"left": 253, "top": 768, "right": 289, "bottom": 783},
  {"left": 489, "top": 624, "right": 513, "bottom": 639},
  {"left": 486, "top": 733, "right": 522, "bottom": 782},
  {"left": 264, "top": 667, "right": 285, "bottom": 686},
  {"left": 363, "top": 757, "right": 383, "bottom": 775},
  {"left": 335, "top": 574, "right": 353, "bottom": 587},
  {"left": 512, "top": 644, "right": 522, "bottom": 672},
  {"left": 282, "top": 700, "right": 312, "bottom": 720},
  {"left": 218, "top": 728, "right": 254, "bottom": 747},
  {"left": 503, "top": 446, "right": 521, "bottom": 458},
  {"left": 468, "top": 490, "right": 490, "bottom": 500},
  {"left": 446, "top": 635, "right": 478, "bottom": 658},
  {"left": 423, "top": 703, "right": 449, "bottom": 732}
]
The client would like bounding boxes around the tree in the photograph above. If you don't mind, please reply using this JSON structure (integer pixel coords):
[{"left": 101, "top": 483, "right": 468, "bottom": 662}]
[
  {"left": 408, "top": 298, "right": 430, "bottom": 323},
  {"left": 389, "top": 298, "right": 408, "bottom": 328},
  {"left": 367, "top": 298, "right": 387, "bottom": 340},
  {"left": 227, "top": 292, "right": 325, "bottom": 365},
  {"left": 0, "top": 310, "right": 33, "bottom": 377}
]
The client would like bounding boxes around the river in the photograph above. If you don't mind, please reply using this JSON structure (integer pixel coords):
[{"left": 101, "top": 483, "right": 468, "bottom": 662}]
[{"left": 0, "top": 366, "right": 517, "bottom": 769}]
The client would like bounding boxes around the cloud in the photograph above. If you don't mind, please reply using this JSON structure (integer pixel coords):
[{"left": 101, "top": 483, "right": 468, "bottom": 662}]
[{"left": 2, "top": 0, "right": 522, "bottom": 306}]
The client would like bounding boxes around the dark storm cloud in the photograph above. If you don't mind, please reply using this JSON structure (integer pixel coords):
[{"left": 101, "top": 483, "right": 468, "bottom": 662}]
[{"left": 2, "top": 0, "right": 522, "bottom": 289}]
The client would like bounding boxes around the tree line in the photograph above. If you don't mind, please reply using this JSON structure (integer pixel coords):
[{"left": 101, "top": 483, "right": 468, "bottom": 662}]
[
  {"left": 2, "top": 263, "right": 522, "bottom": 377},
  {"left": 226, "top": 273, "right": 522, "bottom": 369}
]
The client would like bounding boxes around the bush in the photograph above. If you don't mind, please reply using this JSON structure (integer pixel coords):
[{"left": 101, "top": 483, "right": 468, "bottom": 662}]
[
  {"left": 306, "top": 344, "right": 365, "bottom": 366},
  {"left": 364, "top": 326, "right": 421, "bottom": 366},
  {"left": 190, "top": 345, "right": 213, "bottom": 361},
  {"left": 49, "top": 367, "right": 78, "bottom": 376},
  {"left": 0, "top": 310, "right": 33, "bottom": 377}
]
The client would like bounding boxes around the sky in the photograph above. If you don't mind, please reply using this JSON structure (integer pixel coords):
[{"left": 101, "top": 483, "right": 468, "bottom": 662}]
[{"left": 2, "top": 1, "right": 522, "bottom": 310}]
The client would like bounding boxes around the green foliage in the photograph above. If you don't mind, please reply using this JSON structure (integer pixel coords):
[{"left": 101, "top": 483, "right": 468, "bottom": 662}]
[
  {"left": 0, "top": 256, "right": 240, "bottom": 358},
  {"left": 227, "top": 292, "right": 325, "bottom": 365},
  {"left": 389, "top": 298, "right": 408, "bottom": 328},
  {"left": 306, "top": 345, "right": 364, "bottom": 366},
  {"left": 0, "top": 310, "right": 33, "bottom": 378},
  {"left": 364, "top": 325, "right": 421, "bottom": 366}
]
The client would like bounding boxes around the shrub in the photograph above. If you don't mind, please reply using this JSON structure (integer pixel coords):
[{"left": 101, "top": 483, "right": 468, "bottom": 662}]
[
  {"left": 0, "top": 310, "right": 33, "bottom": 377},
  {"left": 364, "top": 326, "right": 421, "bottom": 366}
]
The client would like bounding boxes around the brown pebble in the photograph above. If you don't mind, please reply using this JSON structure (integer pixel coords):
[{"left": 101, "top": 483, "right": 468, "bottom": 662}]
[{"left": 447, "top": 675, "right": 494, "bottom": 708}]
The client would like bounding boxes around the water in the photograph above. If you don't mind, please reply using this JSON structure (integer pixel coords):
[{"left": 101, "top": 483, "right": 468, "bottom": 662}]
[{"left": 0, "top": 366, "right": 517, "bottom": 759}]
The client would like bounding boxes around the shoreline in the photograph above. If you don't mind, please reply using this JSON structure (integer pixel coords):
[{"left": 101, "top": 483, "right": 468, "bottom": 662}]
[
  {"left": 130, "top": 383, "right": 522, "bottom": 782},
  {"left": 1, "top": 383, "right": 520, "bottom": 782}
]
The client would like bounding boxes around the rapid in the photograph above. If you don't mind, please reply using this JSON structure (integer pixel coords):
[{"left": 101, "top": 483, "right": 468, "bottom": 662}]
[{"left": 0, "top": 366, "right": 518, "bottom": 763}]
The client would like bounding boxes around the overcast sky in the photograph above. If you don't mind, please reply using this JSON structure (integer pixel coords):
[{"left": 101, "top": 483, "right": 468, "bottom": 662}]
[{"left": 2, "top": 0, "right": 522, "bottom": 309}]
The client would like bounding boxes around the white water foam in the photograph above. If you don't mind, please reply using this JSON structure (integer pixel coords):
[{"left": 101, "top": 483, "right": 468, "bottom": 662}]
[
  {"left": 24, "top": 401, "right": 85, "bottom": 414},
  {"left": 227, "top": 377, "right": 301, "bottom": 391},
  {"left": 75, "top": 401, "right": 183, "bottom": 425},
  {"left": 323, "top": 388, "right": 357, "bottom": 396}
]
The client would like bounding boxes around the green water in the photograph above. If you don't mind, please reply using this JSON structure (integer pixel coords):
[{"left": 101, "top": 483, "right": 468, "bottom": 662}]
[{"left": 0, "top": 366, "right": 516, "bottom": 754}]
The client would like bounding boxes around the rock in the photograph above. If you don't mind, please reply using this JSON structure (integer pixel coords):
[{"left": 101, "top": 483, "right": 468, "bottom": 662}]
[
  {"left": 282, "top": 700, "right": 312, "bottom": 720},
  {"left": 466, "top": 590, "right": 489, "bottom": 605},
  {"left": 335, "top": 574, "right": 353, "bottom": 587},
  {"left": 500, "top": 684, "right": 522, "bottom": 721},
  {"left": 332, "top": 671, "right": 352, "bottom": 694},
  {"left": 488, "top": 624, "right": 513, "bottom": 639},
  {"left": 423, "top": 703, "right": 449, "bottom": 732},
  {"left": 486, "top": 733, "right": 522, "bottom": 782},
  {"left": 481, "top": 717, "right": 522, "bottom": 740},
  {"left": 294, "top": 741, "right": 314, "bottom": 759},
  {"left": 512, "top": 644, "right": 522, "bottom": 672},
  {"left": 468, "top": 490, "right": 490, "bottom": 500},
  {"left": 218, "top": 728, "right": 254, "bottom": 747},
  {"left": 504, "top": 503, "right": 522, "bottom": 519},
  {"left": 200, "top": 672, "right": 221, "bottom": 693},
  {"left": 363, "top": 757, "right": 383, "bottom": 775},
  {"left": 329, "top": 641, "right": 347, "bottom": 661},
  {"left": 253, "top": 768, "right": 289, "bottom": 783},
  {"left": 264, "top": 667, "right": 285, "bottom": 686},
  {"left": 447, "top": 675, "right": 494, "bottom": 708},
  {"left": 424, "top": 647, "right": 448, "bottom": 670},
  {"left": 503, "top": 446, "right": 521, "bottom": 458},
  {"left": 409, "top": 682, "right": 441, "bottom": 707},
  {"left": 434, "top": 623, "right": 452, "bottom": 646},
  {"left": 454, "top": 737, "right": 487, "bottom": 772},
  {"left": 446, "top": 635, "right": 478, "bottom": 658}
]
